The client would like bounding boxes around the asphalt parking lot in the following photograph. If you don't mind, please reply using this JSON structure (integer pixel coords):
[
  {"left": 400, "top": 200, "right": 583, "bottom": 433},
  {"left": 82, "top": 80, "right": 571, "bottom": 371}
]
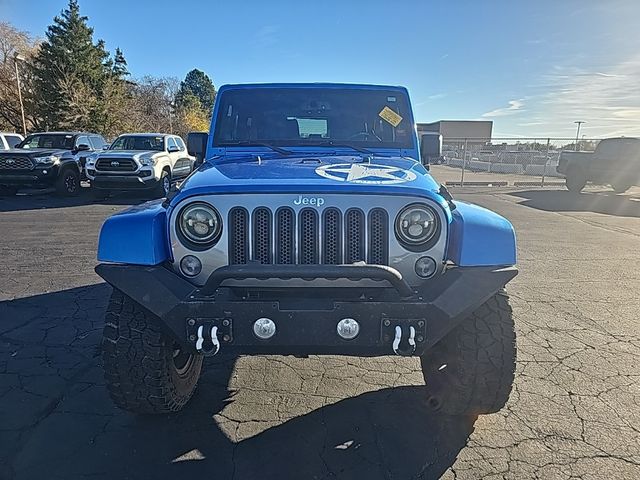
[{"left": 1, "top": 185, "right": 639, "bottom": 480}]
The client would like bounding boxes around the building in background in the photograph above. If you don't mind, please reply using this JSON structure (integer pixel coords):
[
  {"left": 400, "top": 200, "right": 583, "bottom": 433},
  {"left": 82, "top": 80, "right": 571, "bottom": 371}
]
[{"left": 417, "top": 120, "right": 493, "bottom": 145}]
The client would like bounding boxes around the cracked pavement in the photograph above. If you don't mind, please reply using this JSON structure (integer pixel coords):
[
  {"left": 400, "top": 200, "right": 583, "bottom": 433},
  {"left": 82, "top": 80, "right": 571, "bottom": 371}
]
[{"left": 1, "top": 186, "right": 639, "bottom": 479}]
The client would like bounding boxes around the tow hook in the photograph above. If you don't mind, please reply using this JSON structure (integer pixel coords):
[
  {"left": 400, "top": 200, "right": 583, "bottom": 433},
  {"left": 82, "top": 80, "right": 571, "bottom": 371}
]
[
  {"left": 392, "top": 325, "right": 416, "bottom": 356},
  {"left": 195, "top": 325, "right": 220, "bottom": 356}
]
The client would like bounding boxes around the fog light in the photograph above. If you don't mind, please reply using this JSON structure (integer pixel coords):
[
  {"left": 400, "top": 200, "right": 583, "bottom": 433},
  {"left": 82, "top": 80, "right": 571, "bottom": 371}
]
[
  {"left": 180, "top": 255, "right": 202, "bottom": 277},
  {"left": 415, "top": 256, "right": 437, "bottom": 278},
  {"left": 337, "top": 318, "right": 360, "bottom": 340},
  {"left": 253, "top": 318, "right": 276, "bottom": 339}
]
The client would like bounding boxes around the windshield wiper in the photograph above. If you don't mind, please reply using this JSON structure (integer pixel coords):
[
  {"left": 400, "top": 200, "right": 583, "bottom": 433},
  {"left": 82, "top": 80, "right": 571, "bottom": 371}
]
[
  {"left": 315, "top": 141, "right": 374, "bottom": 155},
  {"left": 226, "top": 141, "right": 292, "bottom": 156}
]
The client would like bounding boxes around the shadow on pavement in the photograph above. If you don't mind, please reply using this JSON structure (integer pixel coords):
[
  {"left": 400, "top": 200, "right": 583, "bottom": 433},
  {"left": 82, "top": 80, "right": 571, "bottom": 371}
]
[
  {"left": 0, "top": 188, "right": 148, "bottom": 213},
  {"left": 509, "top": 189, "right": 640, "bottom": 218},
  {"left": 1, "top": 285, "right": 475, "bottom": 480}
]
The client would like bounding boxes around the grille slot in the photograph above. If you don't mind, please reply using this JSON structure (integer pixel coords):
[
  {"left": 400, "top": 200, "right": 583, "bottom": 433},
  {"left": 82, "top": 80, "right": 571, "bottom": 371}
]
[
  {"left": 252, "top": 207, "right": 272, "bottom": 264},
  {"left": 344, "top": 209, "right": 365, "bottom": 264},
  {"left": 228, "top": 208, "right": 248, "bottom": 264},
  {"left": 0, "top": 156, "right": 33, "bottom": 170},
  {"left": 276, "top": 208, "right": 295, "bottom": 264},
  {"left": 299, "top": 208, "right": 319, "bottom": 264},
  {"left": 368, "top": 208, "right": 389, "bottom": 265},
  {"left": 322, "top": 208, "right": 342, "bottom": 264},
  {"left": 95, "top": 157, "right": 137, "bottom": 172}
]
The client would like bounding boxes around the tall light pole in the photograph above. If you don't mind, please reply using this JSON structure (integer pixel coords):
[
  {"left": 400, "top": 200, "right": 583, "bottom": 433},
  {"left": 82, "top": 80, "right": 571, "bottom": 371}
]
[
  {"left": 574, "top": 121, "right": 585, "bottom": 152},
  {"left": 14, "top": 53, "right": 27, "bottom": 136}
]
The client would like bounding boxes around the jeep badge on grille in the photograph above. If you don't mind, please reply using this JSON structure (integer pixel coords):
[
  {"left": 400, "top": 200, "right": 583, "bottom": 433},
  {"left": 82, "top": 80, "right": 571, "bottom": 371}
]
[{"left": 293, "top": 195, "right": 325, "bottom": 207}]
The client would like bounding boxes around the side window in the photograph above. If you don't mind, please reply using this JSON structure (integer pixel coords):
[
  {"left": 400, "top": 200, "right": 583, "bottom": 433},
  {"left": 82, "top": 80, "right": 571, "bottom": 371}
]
[
  {"left": 75, "top": 135, "right": 90, "bottom": 148},
  {"left": 167, "top": 137, "right": 178, "bottom": 151},
  {"left": 175, "top": 137, "right": 186, "bottom": 152},
  {"left": 5, "top": 135, "right": 23, "bottom": 148},
  {"left": 90, "top": 135, "right": 105, "bottom": 150}
]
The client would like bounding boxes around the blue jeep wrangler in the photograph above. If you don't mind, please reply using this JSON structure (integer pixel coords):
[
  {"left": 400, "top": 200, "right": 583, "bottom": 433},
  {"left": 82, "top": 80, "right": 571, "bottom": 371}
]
[{"left": 96, "top": 83, "right": 517, "bottom": 416}]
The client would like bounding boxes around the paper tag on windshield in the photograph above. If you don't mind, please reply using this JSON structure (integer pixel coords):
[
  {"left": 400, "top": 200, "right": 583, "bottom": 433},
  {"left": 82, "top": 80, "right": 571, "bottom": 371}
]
[{"left": 378, "top": 106, "right": 403, "bottom": 127}]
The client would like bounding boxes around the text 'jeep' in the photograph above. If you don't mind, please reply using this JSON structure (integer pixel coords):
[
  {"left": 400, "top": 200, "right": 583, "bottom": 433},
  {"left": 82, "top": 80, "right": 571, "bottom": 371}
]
[{"left": 95, "top": 84, "right": 518, "bottom": 416}]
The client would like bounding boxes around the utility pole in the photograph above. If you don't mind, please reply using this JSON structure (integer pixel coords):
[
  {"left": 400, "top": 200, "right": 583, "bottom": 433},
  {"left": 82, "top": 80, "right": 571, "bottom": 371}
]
[
  {"left": 14, "top": 53, "right": 27, "bottom": 136},
  {"left": 574, "top": 121, "right": 585, "bottom": 152}
]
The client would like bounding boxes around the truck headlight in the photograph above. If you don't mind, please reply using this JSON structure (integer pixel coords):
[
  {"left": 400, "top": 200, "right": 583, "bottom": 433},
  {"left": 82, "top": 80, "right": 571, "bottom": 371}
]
[
  {"left": 178, "top": 202, "right": 222, "bottom": 246},
  {"left": 33, "top": 155, "right": 60, "bottom": 166},
  {"left": 395, "top": 204, "right": 439, "bottom": 248},
  {"left": 139, "top": 157, "right": 154, "bottom": 166}
]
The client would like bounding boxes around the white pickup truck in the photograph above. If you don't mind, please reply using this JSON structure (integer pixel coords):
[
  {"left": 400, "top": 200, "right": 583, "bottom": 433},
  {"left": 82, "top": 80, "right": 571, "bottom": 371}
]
[{"left": 557, "top": 137, "right": 640, "bottom": 193}]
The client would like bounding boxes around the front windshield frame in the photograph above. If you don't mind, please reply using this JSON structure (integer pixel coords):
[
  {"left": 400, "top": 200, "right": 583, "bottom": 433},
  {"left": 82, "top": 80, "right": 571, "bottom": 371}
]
[
  {"left": 109, "top": 135, "right": 165, "bottom": 152},
  {"left": 212, "top": 87, "right": 416, "bottom": 151},
  {"left": 17, "top": 134, "right": 76, "bottom": 150}
]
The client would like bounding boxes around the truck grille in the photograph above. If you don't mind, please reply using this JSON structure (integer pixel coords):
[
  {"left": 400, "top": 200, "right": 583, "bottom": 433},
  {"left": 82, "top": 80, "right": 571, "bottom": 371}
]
[
  {"left": 95, "top": 157, "right": 137, "bottom": 172},
  {"left": 228, "top": 206, "right": 389, "bottom": 266},
  {"left": 0, "top": 156, "right": 33, "bottom": 170}
]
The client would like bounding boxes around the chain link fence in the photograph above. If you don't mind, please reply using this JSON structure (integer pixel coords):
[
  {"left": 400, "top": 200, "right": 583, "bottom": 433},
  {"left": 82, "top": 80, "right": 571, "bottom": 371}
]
[{"left": 438, "top": 137, "right": 601, "bottom": 186}]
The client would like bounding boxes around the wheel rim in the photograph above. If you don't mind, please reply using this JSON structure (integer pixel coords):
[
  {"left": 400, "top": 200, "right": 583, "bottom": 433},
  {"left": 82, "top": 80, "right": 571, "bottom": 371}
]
[
  {"left": 65, "top": 173, "right": 77, "bottom": 193},
  {"left": 162, "top": 175, "right": 170, "bottom": 195},
  {"left": 172, "top": 343, "right": 194, "bottom": 376}
]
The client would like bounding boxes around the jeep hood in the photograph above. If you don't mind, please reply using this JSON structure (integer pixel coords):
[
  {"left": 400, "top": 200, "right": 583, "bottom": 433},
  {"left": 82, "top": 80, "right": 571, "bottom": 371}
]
[{"left": 172, "top": 154, "right": 444, "bottom": 205}]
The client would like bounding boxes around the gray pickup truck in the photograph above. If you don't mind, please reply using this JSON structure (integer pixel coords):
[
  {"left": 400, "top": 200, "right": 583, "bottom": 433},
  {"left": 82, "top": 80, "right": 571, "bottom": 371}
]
[{"left": 557, "top": 137, "right": 640, "bottom": 193}]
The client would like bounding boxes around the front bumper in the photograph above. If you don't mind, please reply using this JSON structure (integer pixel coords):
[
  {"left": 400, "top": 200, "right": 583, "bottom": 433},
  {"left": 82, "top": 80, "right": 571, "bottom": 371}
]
[
  {"left": 0, "top": 167, "right": 58, "bottom": 187},
  {"left": 95, "top": 263, "right": 517, "bottom": 357},
  {"left": 89, "top": 171, "right": 157, "bottom": 190}
]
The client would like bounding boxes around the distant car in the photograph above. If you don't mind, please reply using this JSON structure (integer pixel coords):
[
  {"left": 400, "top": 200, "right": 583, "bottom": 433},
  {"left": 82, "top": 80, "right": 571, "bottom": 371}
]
[
  {"left": 0, "top": 131, "right": 107, "bottom": 196},
  {"left": 557, "top": 137, "right": 640, "bottom": 193},
  {"left": 0, "top": 133, "right": 24, "bottom": 150},
  {"left": 86, "top": 133, "right": 196, "bottom": 198}
]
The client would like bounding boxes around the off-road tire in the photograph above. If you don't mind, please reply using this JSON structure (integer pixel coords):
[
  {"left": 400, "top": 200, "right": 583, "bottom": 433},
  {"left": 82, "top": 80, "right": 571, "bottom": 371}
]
[
  {"left": 55, "top": 167, "right": 80, "bottom": 196},
  {"left": 565, "top": 167, "right": 587, "bottom": 193},
  {"left": 420, "top": 292, "right": 516, "bottom": 416},
  {"left": 611, "top": 182, "right": 631, "bottom": 194},
  {"left": 102, "top": 289, "right": 203, "bottom": 414}
]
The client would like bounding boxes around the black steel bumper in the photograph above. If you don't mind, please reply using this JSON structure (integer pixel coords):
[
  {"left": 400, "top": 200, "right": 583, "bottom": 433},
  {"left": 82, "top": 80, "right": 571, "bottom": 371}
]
[{"left": 95, "top": 263, "right": 517, "bottom": 356}]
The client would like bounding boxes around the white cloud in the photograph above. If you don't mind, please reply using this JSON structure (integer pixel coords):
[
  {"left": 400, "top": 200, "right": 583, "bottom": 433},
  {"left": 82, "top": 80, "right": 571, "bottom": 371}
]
[{"left": 482, "top": 99, "right": 525, "bottom": 118}]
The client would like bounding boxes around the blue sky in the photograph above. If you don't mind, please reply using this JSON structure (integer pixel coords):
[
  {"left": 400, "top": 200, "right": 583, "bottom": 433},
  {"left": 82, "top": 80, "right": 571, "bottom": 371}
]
[{"left": 3, "top": 0, "right": 640, "bottom": 138}]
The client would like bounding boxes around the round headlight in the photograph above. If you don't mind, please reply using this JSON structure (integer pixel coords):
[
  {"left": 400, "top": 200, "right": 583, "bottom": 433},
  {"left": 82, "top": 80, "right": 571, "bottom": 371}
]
[
  {"left": 178, "top": 202, "right": 222, "bottom": 245},
  {"left": 395, "top": 204, "right": 439, "bottom": 247}
]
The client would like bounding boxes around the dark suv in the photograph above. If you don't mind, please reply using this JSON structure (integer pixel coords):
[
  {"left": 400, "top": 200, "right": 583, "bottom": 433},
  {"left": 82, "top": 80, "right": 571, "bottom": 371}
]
[{"left": 0, "top": 131, "right": 107, "bottom": 196}]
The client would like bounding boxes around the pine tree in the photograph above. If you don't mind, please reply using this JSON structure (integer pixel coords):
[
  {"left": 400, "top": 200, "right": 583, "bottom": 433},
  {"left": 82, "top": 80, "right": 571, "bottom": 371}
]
[
  {"left": 112, "top": 47, "right": 128, "bottom": 78},
  {"left": 176, "top": 69, "right": 216, "bottom": 114},
  {"left": 31, "top": 0, "right": 114, "bottom": 130}
]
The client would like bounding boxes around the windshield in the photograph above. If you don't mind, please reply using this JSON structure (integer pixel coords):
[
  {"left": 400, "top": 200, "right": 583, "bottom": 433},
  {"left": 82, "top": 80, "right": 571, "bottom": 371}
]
[
  {"left": 213, "top": 88, "right": 415, "bottom": 150},
  {"left": 18, "top": 134, "right": 75, "bottom": 150},
  {"left": 109, "top": 135, "right": 164, "bottom": 151}
]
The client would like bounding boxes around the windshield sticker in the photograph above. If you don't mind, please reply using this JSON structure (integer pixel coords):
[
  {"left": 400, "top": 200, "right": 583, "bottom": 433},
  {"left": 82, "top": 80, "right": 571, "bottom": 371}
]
[
  {"left": 315, "top": 163, "right": 417, "bottom": 185},
  {"left": 387, "top": 96, "right": 397, "bottom": 102},
  {"left": 378, "top": 106, "right": 403, "bottom": 127}
]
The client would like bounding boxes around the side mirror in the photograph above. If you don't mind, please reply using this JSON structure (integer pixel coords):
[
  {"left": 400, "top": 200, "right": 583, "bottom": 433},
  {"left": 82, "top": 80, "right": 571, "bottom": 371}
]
[
  {"left": 187, "top": 132, "right": 208, "bottom": 161},
  {"left": 420, "top": 133, "right": 442, "bottom": 167},
  {"left": 167, "top": 145, "right": 180, "bottom": 153},
  {"left": 76, "top": 143, "right": 91, "bottom": 152}
]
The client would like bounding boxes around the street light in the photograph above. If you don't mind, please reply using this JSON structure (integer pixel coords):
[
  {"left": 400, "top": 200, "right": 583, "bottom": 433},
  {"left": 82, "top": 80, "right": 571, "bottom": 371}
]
[
  {"left": 574, "top": 121, "right": 585, "bottom": 152},
  {"left": 14, "top": 53, "right": 27, "bottom": 137}
]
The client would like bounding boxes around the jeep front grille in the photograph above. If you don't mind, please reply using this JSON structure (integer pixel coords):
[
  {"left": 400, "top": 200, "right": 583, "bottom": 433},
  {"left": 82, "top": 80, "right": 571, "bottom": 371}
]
[
  {"left": 95, "top": 157, "right": 137, "bottom": 172},
  {"left": 0, "top": 156, "right": 33, "bottom": 170},
  {"left": 228, "top": 206, "right": 388, "bottom": 266}
]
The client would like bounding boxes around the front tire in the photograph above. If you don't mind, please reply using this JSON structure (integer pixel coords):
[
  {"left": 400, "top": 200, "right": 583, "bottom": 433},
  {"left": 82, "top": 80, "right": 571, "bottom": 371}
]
[
  {"left": 101, "top": 290, "right": 203, "bottom": 414},
  {"left": 153, "top": 170, "right": 171, "bottom": 198},
  {"left": 55, "top": 168, "right": 80, "bottom": 196},
  {"left": 420, "top": 292, "right": 516, "bottom": 416},
  {"left": 565, "top": 167, "right": 587, "bottom": 193}
]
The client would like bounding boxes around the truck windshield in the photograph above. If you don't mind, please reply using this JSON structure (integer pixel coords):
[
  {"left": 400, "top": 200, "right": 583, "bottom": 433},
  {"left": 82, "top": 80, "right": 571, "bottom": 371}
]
[
  {"left": 18, "top": 134, "right": 75, "bottom": 150},
  {"left": 213, "top": 87, "right": 415, "bottom": 150},
  {"left": 110, "top": 135, "right": 164, "bottom": 151}
]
